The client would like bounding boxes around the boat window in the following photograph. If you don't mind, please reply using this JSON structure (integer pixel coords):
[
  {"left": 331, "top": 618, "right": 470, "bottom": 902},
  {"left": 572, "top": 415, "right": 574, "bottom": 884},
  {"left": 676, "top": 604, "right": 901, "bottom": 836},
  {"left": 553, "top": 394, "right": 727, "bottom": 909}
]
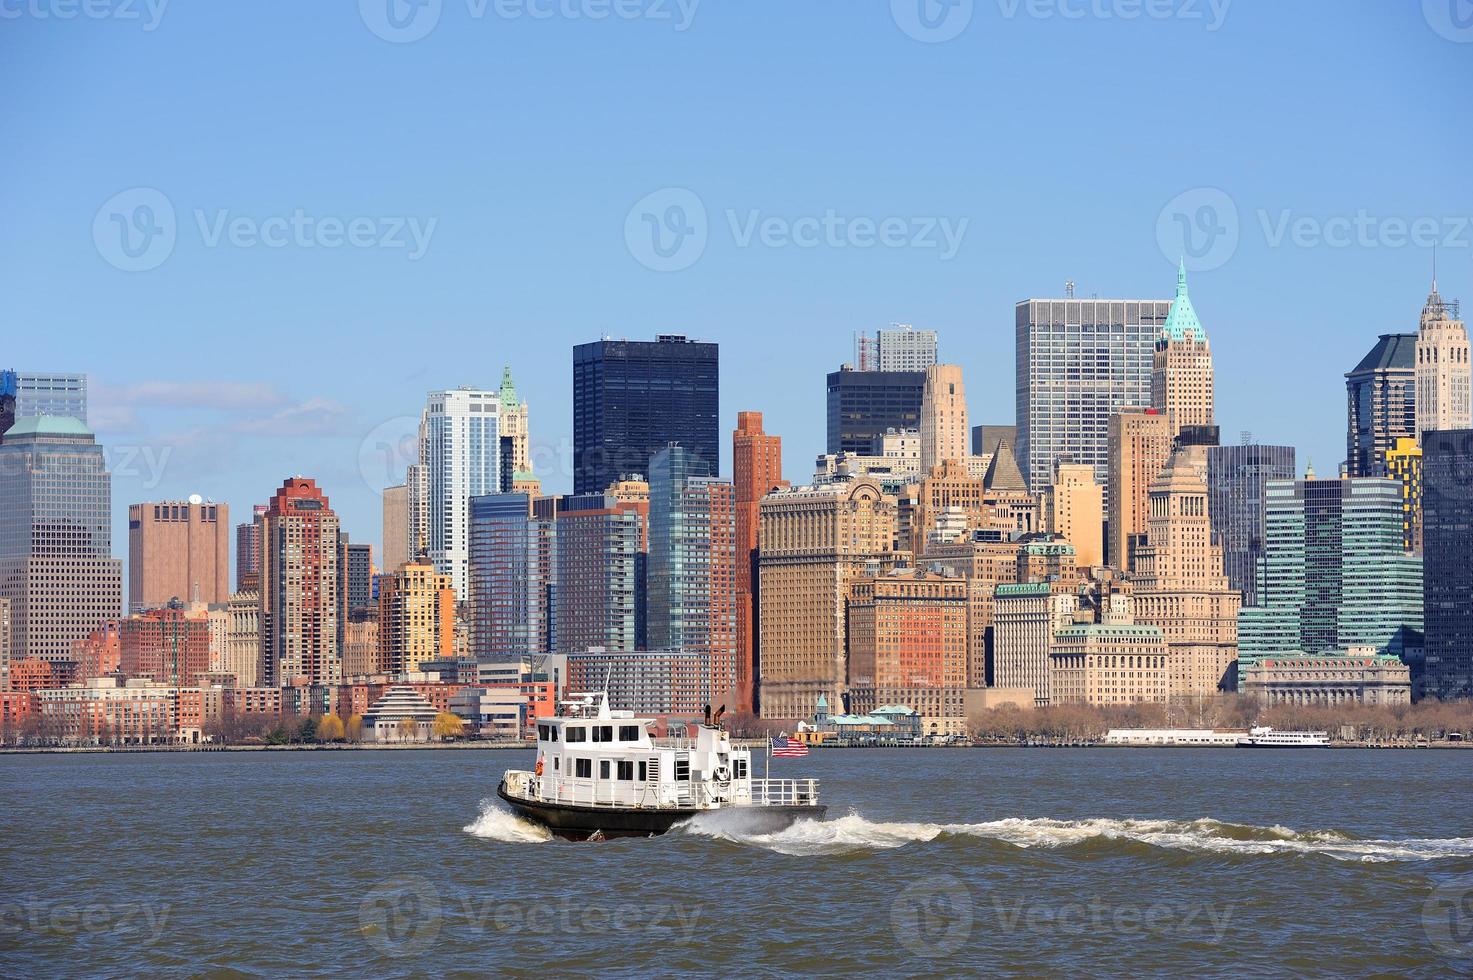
[
  {"left": 575, "top": 758, "right": 592, "bottom": 778},
  {"left": 618, "top": 725, "right": 640, "bottom": 742},
  {"left": 617, "top": 761, "right": 634, "bottom": 781},
  {"left": 674, "top": 755, "right": 691, "bottom": 781},
  {"left": 549, "top": 727, "right": 559, "bottom": 742},
  {"left": 600, "top": 760, "right": 612, "bottom": 779},
  {"left": 553, "top": 757, "right": 560, "bottom": 771},
  {"left": 592, "top": 725, "right": 613, "bottom": 743},
  {"left": 537, "top": 724, "right": 549, "bottom": 741},
  {"left": 734, "top": 759, "right": 748, "bottom": 779},
  {"left": 565, "top": 727, "right": 587, "bottom": 743},
  {"left": 638, "top": 761, "right": 647, "bottom": 782}
]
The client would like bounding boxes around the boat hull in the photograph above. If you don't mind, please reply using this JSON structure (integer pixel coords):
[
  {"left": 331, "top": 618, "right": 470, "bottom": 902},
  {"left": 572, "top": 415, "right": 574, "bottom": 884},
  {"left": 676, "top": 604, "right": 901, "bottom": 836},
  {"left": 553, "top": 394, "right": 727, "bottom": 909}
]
[{"left": 496, "top": 782, "right": 826, "bottom": 841}]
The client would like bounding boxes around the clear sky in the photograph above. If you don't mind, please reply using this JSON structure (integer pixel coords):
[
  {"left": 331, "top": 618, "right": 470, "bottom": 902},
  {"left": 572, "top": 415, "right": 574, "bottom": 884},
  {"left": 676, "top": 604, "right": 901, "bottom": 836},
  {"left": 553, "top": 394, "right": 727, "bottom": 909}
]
[{"left": 3, "top": 0, "right": 1470, "bottom": 560}]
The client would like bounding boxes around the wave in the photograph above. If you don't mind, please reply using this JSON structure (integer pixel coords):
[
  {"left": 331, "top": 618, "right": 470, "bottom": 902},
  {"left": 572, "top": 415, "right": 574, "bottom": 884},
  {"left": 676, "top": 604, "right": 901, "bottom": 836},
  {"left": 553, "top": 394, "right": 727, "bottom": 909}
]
[
  {"left": 680, "top": 812, "right": 1473, "bottom": 862},
  {"left": 462, "top": 800, "right": 552, "bottom": 843}
]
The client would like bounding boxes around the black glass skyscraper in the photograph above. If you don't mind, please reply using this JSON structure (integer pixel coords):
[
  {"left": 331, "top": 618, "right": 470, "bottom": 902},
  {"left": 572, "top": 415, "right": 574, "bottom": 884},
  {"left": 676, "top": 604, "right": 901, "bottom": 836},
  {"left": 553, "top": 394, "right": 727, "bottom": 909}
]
[
  {"left": 1206, "top": 443, "right": 1295, "bottom": 607},
  {"left": 1345, "top": 333, "right": 1416, "bottom": 477},
  {"left": 1423, "top": 429, "right": 1473, "bottom": 700},
  {"left": 573, "top": 336, "right": 719, "bottom": 495},
  {"left": 825, "top": 367, "right": 926, "bottom": 455}
]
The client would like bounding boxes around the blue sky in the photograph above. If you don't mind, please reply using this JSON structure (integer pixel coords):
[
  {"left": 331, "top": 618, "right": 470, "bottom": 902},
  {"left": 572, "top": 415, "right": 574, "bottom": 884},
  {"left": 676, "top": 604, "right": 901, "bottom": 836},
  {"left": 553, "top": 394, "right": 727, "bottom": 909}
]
[{"left": 3, "top": 1, "right": 1470, "bottom": 560}]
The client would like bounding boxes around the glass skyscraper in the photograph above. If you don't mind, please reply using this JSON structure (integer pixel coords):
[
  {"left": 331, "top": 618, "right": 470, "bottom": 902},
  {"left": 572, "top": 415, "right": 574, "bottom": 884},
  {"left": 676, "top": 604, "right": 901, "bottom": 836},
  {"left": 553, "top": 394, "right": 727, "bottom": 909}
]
[
  {"left": 10, "top": 371, "right": 87, "bottom": 423},
  {"left": 1344, "top": 333, "right": 1417, "bottom": 478},
  {"left": 1015, "top": 296, "right": 1170, "bottom": 502},
  {"left": 1206, "top": 443, "right": 1296, "bottom": 607},
  {"left": 468, "top": 493, "right": 555, "bottom": 660},
  {"left": 1238, "top": 475, "right": 1423, "bottom": 667},
  {"left": 421, "top": 387, "right": 502, "bottom": 598},
  {"left": 1422, "top": 429, "right": 1473, "bottom": 701},
  {"left": 572, "top": 335, "right": 719, "bottom": 495},
  {"left": 825, "top": 366, "right": 926, "bottom": 455},
  {"left": 554, "top": 493, "right": 646, "bottom": 654}
]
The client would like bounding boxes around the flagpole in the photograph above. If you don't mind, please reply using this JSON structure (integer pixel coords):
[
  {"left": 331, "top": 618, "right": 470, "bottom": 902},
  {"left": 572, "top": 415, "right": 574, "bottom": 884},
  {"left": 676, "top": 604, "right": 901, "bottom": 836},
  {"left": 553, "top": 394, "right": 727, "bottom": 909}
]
[{"left": 765, "top": 732, "right": 771, "bottom": 782}]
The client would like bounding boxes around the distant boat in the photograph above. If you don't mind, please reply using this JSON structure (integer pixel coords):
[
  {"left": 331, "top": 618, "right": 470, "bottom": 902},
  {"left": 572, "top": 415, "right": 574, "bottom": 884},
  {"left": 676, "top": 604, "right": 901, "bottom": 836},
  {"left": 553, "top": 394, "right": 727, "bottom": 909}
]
[{"left": 1236, "top": 726, "right": 1330, "bottom": 748}]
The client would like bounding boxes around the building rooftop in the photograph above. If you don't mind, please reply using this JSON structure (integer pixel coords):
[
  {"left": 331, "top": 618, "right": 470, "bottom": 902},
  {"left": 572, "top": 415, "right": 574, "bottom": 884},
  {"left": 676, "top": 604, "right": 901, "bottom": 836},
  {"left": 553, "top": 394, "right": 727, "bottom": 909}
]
[
  {"left": 1160, "top": 260, "right": 1207, "bottom": 343},
  {"left": 1, "top": 414, "right": 94, "bottom": 439},
  {"left": 1348, "top": 333, "right": 1417, "bottom": 375}
]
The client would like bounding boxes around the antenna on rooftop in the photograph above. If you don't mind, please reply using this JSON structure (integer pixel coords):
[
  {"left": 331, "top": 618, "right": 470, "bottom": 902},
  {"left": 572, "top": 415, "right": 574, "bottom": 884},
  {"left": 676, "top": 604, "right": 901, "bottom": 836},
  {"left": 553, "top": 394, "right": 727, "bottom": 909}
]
[{"left": 1065, "top": 280, "right": 1075, "bottom": 299}]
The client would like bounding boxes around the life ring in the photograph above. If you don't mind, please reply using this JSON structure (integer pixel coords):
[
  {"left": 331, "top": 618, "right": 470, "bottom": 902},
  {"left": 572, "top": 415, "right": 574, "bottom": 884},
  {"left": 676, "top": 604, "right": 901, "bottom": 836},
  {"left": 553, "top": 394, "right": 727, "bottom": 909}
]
[
  {"left": 712, "top": 766, "right": 731, "bottom": 791},
  {"left": 534, "top": 756, "right": 544, "bottom": 776}
]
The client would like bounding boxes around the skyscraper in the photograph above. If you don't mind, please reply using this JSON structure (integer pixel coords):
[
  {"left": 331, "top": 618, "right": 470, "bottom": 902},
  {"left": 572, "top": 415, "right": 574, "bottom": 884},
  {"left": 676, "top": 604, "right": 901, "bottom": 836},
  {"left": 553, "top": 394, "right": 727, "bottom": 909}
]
[
  {"left": 919, "top": 364, "right": 969, "bottom": 474},
  {"left": 496, "top": 366, "right": 534, "bottom": 492},
  {"left": 422, "top": 387, "right": 502, "bottom": 598},
  {"left": 825, "top": 366, "right": 927, "bottom": 456},
  {"left": 733, "top": 411, "right": 783, "bottom": 714},
  {"left": 1345, "top": 334, "right": 1417, "bottom": 477},
  {"left": 234, "top": 505, "right": 267, "bottom": 593},
  {"left": 378, "top": 557, "right": 455, "bottom": 675},
  {"left": 127, "top": 500, "right": 230, "bottom": 613},
  {"left": 648, "top": 445, "right": 736, "bottom": 707},
  {"left": 340, "top": 539, "right": 373, "bottom": 615},
  {"left": 554, "top": 491, "right": 647, "bottom": 654},
  {"left": 1107, "top": 408, "right": 1173, "bottom": 571},
  {"left": 1237, "top": 473, "right": 1422, "bottom": 667},
  {"left": 467, "top": 493, "right": 555, "bottom": 659},
  {"left": 1044, "top": 461, "right": 1103, "bottom": 569},
  {"left": 9, "top": 372, "right": 87, "bottom": 423},
  {"left": 1151, "top": 261, "right": 1215, "bottom": 437},
  {"left": 1414, "top": 281, "right": 1470, "bottom": 440},
  {"left": 1016, "top": 294, "right": 1169, "bottom": 500},
  {"left": 572, "top": 335, "right": 719, "bottom": 495},
  {"left": 0, "top": 417, "right": 122, "bottom": 667},
  {"left": 874, "top": 324, "right": 938, "bottom": 372},
  {"left": 260, "top": 478, "right": 341, "bottom": 689},
  {"left": 1385, "top": 437, "right": 1423, "bottom": 554},
  {"left": 1422, "top": 428, "right": 1473, "bottom": 700},
  {"left": 1206, "top": 442, "right": 1296, "bottom": 606},
  {"left": 381, "top": 484, "right": 409, "bottom": 575}
]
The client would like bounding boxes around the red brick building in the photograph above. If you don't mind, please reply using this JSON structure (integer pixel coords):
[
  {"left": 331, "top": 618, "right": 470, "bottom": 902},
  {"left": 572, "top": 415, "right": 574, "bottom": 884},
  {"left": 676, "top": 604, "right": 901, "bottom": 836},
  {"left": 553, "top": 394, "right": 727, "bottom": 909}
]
[{"left": 119, "top": 604, "right": 211, "bottom": 687}]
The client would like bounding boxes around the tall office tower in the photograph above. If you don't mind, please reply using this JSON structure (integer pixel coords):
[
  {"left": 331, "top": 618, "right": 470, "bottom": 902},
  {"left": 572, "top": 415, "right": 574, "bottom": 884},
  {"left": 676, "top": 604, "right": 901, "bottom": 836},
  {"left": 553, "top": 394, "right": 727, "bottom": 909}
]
[
  {"left": 0, "top": 417, "right": 122, "bottom": 667},
  {"left": 572, "top": 335, "right": 719, "bottom": 495},
  {"left": 234, "top": 505, "right": 266, "bottom": 592},
  {"left": 1107, "top": 409, "right": 1173, "bottom": 571},
  {"left": 468, "top": 493, "right": 556, "bottom": 660},
  {"left": 0, "top": 370, "right": 16, "bottom": 441},
  {"left": 406, "top": 462, "right": 430, "bottom": 558},
  {"left": 825, "top": 366, "right": 927, "bottom": 455},
  {"left": 421, "top": 387, "right": 502, "bottom": 598},
  {"left": 381, "top": 484, "right": 409, "bottom": 575},
  {"left": 1206, "top": 443, "right": 1296, "bottom": 606},
  {"left": 1043, "top": 461, "right": 1104, "bottom": 569},
  {"left": 1385, "top": 437, "right": 1424, "bottom": 554},
  {"left": 1345, "top": 334, "right": 1417, "bottom": 477},
  {"left": 875, "top": 324, "right": 938, "bottom": 372},
  {"left": 10, "top": 372, "right": 87, "bottom": 422},
  {"left": 127, "top": 500, "right": 230, "bottom": 613},
  {"left": 0, "top": 596, "right": 11, "bottom": 690},
  {"left": 1016, "top": 294, "right": 1169, "bottom": 501},
  {"left": 919, "top": 364, "right": 969, "bottom": 474},
  {"left": 1415, "top": 280, "right": 1471, "bottom": 440},
  {"left": 1151, "top": 262, "right": 1215, "bottom": 437},
  {"left": 555, "top": 492, "right": 647, "bottom": 654},
  {"left": 971, "top": 424, "right": 1017, "bottom": 460},
  {"left": 1129, "top": 444, "right": 1242, "bottom": 697},
  {"left": 497, "top": 366, "right": 534, "bottom": 492},
  {"left": 377, "top": 557, "right": 455, "bottom": 675},
  {"left": 1237, "top": 472, "right": 1423, "bottom": 667},
  {"left": 260, "top": 478, "right": 341, "bottom": 689},
  {"left": 648, "top": 445, "right": 737, "bottom": 706},
  {"left": 340, "top": 540, "right": 373, "bottom": 614},
  {"left": 1422, "top": 429, "right": 1473, "bottom": 700},
  {"left": 222, "top": 590, "right": 260, "bottom": 687},
  {"left": 733, "top": 411, "right": 783, "bottom": 714},
  {"left": 118, "top": 602, "right": 211, "bottom": 688},
  {"left": 992, "top": 583, "right": 1078, "bottom": 705},
  {"left": 756, "top": 478, "right": 899, "bottom": 719}
]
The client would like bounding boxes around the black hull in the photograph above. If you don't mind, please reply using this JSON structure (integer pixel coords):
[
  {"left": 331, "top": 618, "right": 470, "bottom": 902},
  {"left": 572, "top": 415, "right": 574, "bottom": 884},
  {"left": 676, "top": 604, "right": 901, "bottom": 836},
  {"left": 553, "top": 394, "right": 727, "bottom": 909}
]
[{"left": 496, "top": 782, "right": 826, "bottom": 841}]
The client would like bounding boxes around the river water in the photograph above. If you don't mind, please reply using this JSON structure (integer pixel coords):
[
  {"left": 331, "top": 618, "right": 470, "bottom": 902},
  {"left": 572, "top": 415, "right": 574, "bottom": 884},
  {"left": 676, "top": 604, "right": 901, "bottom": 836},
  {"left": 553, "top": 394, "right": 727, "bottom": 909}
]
[{"left": 4, "top": 748, "right": 1472, "bottom": 976}]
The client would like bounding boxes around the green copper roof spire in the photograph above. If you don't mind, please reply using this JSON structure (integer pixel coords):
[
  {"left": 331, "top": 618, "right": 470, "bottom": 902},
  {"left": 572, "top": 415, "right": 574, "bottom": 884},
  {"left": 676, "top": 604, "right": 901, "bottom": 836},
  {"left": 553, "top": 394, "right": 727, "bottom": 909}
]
[
  {"left": 1160, "top": 257, "right": 1206, "bottom": 343},
  {"left": 499, "top": 365, "right": 518, "bottom": 409}
]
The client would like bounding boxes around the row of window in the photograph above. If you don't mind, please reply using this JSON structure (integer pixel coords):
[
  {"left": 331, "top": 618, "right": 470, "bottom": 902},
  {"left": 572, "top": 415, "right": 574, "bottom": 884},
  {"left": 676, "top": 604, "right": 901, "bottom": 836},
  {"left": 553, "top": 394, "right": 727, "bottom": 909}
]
[{"left": 538, "top": 723, "right": 642, "bottom": 743}]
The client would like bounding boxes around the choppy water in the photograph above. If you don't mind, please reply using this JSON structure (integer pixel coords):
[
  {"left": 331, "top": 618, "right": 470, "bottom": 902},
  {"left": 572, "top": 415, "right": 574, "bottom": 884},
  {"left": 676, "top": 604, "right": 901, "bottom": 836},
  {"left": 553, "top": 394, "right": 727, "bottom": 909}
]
[{"left": 4, "top": 748, "right": 1473, "bottom": 976}]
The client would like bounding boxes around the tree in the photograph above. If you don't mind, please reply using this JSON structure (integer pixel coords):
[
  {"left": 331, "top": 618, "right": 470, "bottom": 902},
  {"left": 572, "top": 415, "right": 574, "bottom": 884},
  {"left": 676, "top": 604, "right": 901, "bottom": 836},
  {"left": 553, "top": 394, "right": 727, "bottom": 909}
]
[
  {"left": 397, "top": 717, "right": 420, "bottom": 743},
  {"left": 432, "top": 712, "right": 464, "bottom": 741},
  {"left": 345, "top": 714, "right": 364, "bottom": 743},
  {"left": 296, "top": 715, "right": 319, "bottom": 744},
  {"left": 317, "top": 714, "right": 346, "bottom": 743}
]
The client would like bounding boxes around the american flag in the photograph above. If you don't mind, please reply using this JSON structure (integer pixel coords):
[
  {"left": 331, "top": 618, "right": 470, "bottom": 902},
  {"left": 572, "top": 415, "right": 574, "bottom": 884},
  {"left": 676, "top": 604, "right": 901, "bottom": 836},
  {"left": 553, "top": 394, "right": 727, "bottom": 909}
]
[{"left": 770, "top": 736, "right": 809, "bottom": 758}]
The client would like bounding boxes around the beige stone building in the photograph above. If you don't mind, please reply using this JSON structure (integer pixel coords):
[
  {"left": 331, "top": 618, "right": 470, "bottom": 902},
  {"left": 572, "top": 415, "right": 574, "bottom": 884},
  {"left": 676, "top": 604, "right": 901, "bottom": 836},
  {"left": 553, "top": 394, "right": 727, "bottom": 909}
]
[
  {"left": 920, "top": 364, "right": 969, "bottom": 474},
  {"left": 757, "top": 479, "right": 900, "bottom": 719},
  {"left": 1415, "top": 279, "right": 1471, "bottom": 440},
  {"left": 910, "top": 458, "right": 987, "bottom": 556},
  {"left": 993, "top": 582, "right": 1077, "bottom": 705},
  {"left": 1049, "top": 623, "right": 1169, "bottom": 706},
  {"left": 378, "top": 558, "right": 455, "bottom": 675},
  {"left": 223, "top": 590, "right": 260, "bottom": 688},
  {"left": 1152, "top": 261, "right": 1215, "bottom": 437},
  {"left": 1044, "top": 462, "right": 1103, "bottom": 569},
  {"left": 128, "top": 500, "right": 231, "bottom": 613},
  {"left": 343, "top": 611, "right": 381, "bottom": 679},
  {"left": 1107, "top": 408, "right": 1173, "bottom": 571},
  {"left": 1130, "top": 444, "right": 1241, "bottom": 699},
  {"left": 382, "top": 484, "right": 409, "bottom": 577},
  {"left": 925, "top": 536, "right": 1026, "bottom": 687},
  {"left": 1239, "top": 647, "right": 1411, "bottom": 707}
]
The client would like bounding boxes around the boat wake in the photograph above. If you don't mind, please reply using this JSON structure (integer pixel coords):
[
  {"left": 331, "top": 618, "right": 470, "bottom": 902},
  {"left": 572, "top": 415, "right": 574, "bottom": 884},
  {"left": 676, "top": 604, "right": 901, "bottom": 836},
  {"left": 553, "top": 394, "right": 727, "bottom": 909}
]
[
  {"left": 462, "top": 800, "right": 553, "bottom": 843},
  {"left": 679, "top": 812, "right": 1473, "bottom": 862}
]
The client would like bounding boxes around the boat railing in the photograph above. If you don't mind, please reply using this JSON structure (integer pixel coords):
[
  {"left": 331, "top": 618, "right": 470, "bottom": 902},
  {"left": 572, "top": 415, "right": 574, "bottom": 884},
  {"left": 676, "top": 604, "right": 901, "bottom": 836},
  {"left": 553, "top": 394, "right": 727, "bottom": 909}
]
[
  {"left": 651, "top": 737, "right": 698, "bottom": 750},
  {"left": 747, "top": 778, "right": 820, "bottom": 807}
]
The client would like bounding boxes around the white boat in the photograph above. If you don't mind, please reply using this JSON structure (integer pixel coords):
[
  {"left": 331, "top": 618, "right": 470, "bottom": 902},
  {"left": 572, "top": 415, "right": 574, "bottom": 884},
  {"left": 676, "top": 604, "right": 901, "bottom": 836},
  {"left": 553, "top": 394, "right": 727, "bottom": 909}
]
[
  {"left": 1236, "top": 726, "right": 1330, "bottom": 748},
  {"left": 497, "top": 693, "right": 825, "bottom": 840}
]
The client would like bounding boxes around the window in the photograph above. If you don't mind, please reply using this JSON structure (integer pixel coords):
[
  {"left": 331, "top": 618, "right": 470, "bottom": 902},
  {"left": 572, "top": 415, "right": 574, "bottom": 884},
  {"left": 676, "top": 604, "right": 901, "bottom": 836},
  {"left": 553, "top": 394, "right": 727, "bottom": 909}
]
[
  {"left": 599, "top": 760, "right": 611, "bottom": 779},
  {"left": 638, "top": 761, "right": 647, "bottom": 782},
  {"left": 566, "top": 727, "right": 587, "bottom": 743},
  {"left": 617, "top": 761, "right": 634, "bottom": 781},
  {"left": 592, "top": 725, "right": 613, "bottom": 743},
  {"left": 734, "top": 759, "right": 748, "bottom": 779},
  {"left": 553, "top": 757, "right": 560, "bottom": 772},
  {"left": 537, "top": 724, "right": 549, "bottom": 741},
  {"left": 575, "top": 758, "right": 592, "bottom": 778},
  {"left": 619, "top": 725, "right": 640, "bottom": 742}
]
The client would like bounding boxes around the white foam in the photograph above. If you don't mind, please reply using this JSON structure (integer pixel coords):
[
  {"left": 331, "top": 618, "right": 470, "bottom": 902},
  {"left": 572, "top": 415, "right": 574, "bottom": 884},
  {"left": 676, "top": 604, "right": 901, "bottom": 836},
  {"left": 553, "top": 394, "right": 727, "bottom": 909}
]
[
  {"left": 684, "top": 812, "right": 1473, "bottom": 862},
  {"left": 462, "top": 800, "right": 553, "bottom": 843}
]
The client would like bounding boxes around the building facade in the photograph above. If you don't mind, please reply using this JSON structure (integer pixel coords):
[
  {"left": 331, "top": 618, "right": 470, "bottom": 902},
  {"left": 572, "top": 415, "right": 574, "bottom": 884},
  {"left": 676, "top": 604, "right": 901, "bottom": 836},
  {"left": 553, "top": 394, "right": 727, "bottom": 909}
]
[
  {"left": 554, "top": 491, "right": 646, "bottom": 655},
  {"left": 234, "top": 505, "right": 266, "bottom": 592},
  {"left": 1239, "top": 648, "right": 1411, "bottom": 707},
  {"left": 381, "top": 484, "right": 409, "bottom": 577},
  {"left": 127, "top": 500, "right": 230, "bottom": 613},
  {"left": 260, "top": 478, "right": 341, "bottom": 689},
  {"left": 1414, "top": 283, "right": 1471, "bottom": 440},
  {"left": 421, "top": 387, "right": 502, "bottom": 598},
  {"left": 378, "top": 558, "right": 455, "bottom": 675},
  {"left": 1151, "top": 262, "right": 1215, "bottom": 437},
  {"left": 1044, "top": 461, "right": 1103, "bottom": 569},
  {"left": 1384, "top": 437, "right": 1423, "bottom": 554},
  {"left": 874, "top": 325, "right": 938, "bottom": 372},
  {"left": 992, "top": 582, "right": 1077, "bottom": 705},
  {"left": 1107, "top": 408, "right": 1173, "bottom": 571},
  {"left": 1206, "top": 443, "right": 1296, "bottom": 607},
  {"left": 573, "top": 335, "right": 719, "bottom": 495},
  {"left": 9, "top": 372, "right": 87, "bottom": 422},
  {"left": 1345, "top": 333, "right": 1417, "bottom": 478},
  {"left": 1049, "top": 623, "right": 1170, "bottom": 706},
  {"left": 118, "top": 602, "right": 212, "bottom": 688},
  {"left": 1422, "top": 429, "right": 1473, "bottom": 701},
  {"left": 825, "top": 367, "right": 927, "bottom": 456},
  {"left": 468, "top": 494, "right": 555, "bottom": 660},
  {"left": 919, "top": 364, "right": 969, "bottom": 475},
  {"left": 733, "top": 411, "right": 782, "bottom": 714}
]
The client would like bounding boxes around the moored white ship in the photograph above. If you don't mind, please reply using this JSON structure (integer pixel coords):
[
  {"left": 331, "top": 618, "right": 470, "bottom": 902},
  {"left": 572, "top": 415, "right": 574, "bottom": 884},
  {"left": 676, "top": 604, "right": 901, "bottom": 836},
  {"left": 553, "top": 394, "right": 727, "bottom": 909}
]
[
  {"left": 1236, "top": 726, "right": 1330, "bottom": 748},
  {"left": 497, "top": 693, "right": 826, "bottom": 840}
]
